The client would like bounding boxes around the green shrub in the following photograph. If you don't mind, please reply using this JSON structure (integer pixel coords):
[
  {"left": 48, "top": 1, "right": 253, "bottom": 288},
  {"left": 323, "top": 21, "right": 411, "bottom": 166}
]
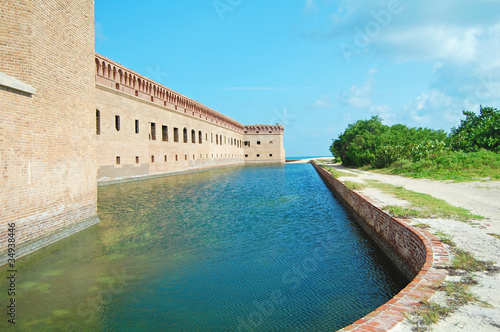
[
  {"left": 330, "top": 106, "right": 499, "bottom": 180},
  {"left": 330, "top": 116, "right": 446, "bottom": 168},
  {"left": 449, "top": 106, "right": 500, "bottom": 153}
]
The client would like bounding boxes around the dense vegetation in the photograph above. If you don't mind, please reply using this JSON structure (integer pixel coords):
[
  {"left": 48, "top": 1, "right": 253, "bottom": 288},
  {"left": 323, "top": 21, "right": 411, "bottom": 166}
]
[{"left": 330, "top": 106, "right": 500, "bottom": 181}]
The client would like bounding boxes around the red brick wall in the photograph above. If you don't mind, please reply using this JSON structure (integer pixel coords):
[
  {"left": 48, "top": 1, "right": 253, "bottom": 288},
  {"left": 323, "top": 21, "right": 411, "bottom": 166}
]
[
  {"left": 312, "top": 162, "right": 449, "bottom": 331},
  {"left": 0, "top": 0, "right": 98, "bottom": 263},
  {"left": 313, "top": 163, "right": 426, "bottom": 279}
]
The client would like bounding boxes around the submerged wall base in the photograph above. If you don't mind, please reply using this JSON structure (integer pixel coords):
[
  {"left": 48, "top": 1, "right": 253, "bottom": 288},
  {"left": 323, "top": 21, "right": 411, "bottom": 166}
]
[
  {"left": 1, "top": 215, "right": 99, "bottom": 267},
  {"left": 312, "top": 162, "right": 449, "bottom": 331}
]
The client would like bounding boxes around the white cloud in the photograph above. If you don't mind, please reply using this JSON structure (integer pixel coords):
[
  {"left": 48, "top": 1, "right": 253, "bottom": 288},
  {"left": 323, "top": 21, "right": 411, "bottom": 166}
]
[
  {"left": 312, "top": 97, "right": 332, "bottom": 108},
  {"left": 380, "top": 25, "right": 480, "bottom": 63},
  {"left": 338, "top": 67, "right": 377, "bottom": 108},
  {"left": 402, "top": 89, "right": 479, "bottom": 128},
  {"left": 305, "top": 0, "right": 316, "bottom": 10},
  {"left": 337, "top": 68, "right": 394, "bottom": 121}
]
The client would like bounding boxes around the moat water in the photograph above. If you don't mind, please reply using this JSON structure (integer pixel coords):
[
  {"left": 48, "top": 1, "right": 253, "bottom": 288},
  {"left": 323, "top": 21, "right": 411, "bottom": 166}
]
[{"left": 1, "top": 164, "right": 408, "bottom": 331}]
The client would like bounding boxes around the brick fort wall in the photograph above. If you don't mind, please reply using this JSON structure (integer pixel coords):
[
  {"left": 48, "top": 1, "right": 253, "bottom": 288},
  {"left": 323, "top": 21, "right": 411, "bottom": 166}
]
[{"left": 0, "top": 0, "right": 99, "bottom": 263}]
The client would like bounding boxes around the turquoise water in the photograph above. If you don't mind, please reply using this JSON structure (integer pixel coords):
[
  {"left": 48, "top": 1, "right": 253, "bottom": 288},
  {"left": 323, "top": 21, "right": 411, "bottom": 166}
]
[{"left": 1, "top": 164, "right": 408, "bottom": 331}]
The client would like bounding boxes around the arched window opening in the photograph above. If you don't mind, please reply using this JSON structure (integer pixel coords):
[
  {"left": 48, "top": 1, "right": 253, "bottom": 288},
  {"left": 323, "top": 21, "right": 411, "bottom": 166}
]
[
  {"left": 95, "top": 59, "right": 101, "bottom": 75},
  {"left": 183, "top": 127, "right": 188, "bottom": 143}
]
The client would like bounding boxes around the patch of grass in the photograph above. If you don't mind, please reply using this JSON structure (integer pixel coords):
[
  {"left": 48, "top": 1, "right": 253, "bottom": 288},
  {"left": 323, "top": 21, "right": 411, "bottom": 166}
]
[
  {"left": 488, "top": 233, "right": 500, "bottom": 240},
  {"left": 443, "top": 281, "right": 478, "bottom": 307},
  {"left": 417, "top": 300, "right": 451, "bottom": 326},
  {"left": 365, "top": 180, "right": 483, "bottom": 221},
  {"left": 450, "top": 248, "right": 496, "bottom": 272},
  {"left": 413, "top": 223, "right": 431, "bottom": 229},
  {"left": 343, "top": 181, "right": 366, "bottom": 190},
  {"left": 434, "top": 231, "right": 455, "bottom": 246},
  {"left": 316, "top": 158, "right": 337, "bottom": 164},
  {"left": 408, "top": 249, "right": 497, "bottom": 330},
  {"left": 383, "top": 150, "right": 500, "bottom": 182},
  {"left": 384, "top": 205, "right": 419, "bottom": 218},
  {"left": 322, "top": 166, "right": 358, "bottom": 178}
]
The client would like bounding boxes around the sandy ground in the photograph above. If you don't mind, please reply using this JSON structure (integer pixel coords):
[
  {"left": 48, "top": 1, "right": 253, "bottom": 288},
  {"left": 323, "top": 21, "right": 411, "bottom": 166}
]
[{"left": 310, "top": 161, "right": 500, "bottom": 331}]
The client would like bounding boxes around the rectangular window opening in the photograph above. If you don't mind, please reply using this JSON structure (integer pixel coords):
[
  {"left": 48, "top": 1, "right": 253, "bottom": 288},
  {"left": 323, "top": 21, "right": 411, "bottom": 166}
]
[
  {"left": 174, "top": 127, "right": 179, "bottom": 142},
  {"left": 150, "top": 122, "right": 156, "bottom": 140},
  {"left": 162, "top": 125, "right": 168, "bottom": 141},
  {"left": 96, "top": 110, "right": 101, "bottom": 135}
]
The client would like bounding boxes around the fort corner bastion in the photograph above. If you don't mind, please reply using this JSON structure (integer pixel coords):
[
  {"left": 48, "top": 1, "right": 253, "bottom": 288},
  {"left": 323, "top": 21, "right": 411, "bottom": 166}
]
[{"left": 0, "top": 0, "right": 284, "bottom": 265}]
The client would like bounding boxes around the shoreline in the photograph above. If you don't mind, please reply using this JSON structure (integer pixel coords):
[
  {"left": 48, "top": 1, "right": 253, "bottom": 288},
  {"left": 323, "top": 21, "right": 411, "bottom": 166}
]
[{"left": 314, "top": 160, "right": 500, "bottom": 331}]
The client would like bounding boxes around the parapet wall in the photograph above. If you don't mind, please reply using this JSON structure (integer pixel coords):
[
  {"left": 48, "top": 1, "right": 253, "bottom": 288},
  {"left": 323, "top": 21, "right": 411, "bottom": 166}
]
[
  {"left": 96, "top": 54, "right": 244, "bottom": 132},
  {"left": 312, "top": 162, "right": 449, "bottom": 331}
]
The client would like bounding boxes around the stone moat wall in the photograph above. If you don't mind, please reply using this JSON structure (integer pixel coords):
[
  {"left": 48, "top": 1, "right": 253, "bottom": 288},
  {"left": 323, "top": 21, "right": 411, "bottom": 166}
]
[{"left": 312, "top": 162, "right": 449, "bottom": 331}]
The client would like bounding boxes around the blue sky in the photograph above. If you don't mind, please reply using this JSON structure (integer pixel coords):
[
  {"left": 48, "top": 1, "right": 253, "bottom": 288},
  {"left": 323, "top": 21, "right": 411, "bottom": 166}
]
[{"left": 95, "top": 0, "right": 500, "bottom": 157}]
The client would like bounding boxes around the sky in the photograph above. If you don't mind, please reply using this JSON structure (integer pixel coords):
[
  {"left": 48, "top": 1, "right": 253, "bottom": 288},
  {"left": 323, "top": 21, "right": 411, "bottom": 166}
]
[{"left": 95, "top": 0, "right": 500, "bottom": 157}]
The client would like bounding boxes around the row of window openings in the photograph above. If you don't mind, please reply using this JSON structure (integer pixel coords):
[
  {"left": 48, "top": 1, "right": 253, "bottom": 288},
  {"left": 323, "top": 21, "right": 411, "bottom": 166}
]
[
  {"left": 97, "top": 111, "right": 242, "bottom": 147},
  {"left": 116, "top": 153, "right": 244, "bottom": 165},
  {"left": 243, "top": 140, "right": 273, "bottom": 146},
  {"left": 244, "top": 154, "right": 273, "bottom": 158}
]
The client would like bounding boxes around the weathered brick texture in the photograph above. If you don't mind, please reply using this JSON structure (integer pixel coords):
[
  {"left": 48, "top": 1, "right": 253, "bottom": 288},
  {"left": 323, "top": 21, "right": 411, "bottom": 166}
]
[
  {"left": 1, "top": 1, "right": 286, "bottom": 264},
  {"left": 1, "top": 0, "right": 99, "bottom": 263},
  {"left": 312, "top": 162, "right": 449, "bottom": 331}
]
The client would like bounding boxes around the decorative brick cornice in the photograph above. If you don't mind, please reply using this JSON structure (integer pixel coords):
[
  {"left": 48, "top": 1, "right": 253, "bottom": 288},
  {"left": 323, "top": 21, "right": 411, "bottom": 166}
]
[
  {"left": 95, "top": 53, "right": 245, "bottom": 132},
  {"left": 243, "top": 124, "right": 284, "bottom": 135}
]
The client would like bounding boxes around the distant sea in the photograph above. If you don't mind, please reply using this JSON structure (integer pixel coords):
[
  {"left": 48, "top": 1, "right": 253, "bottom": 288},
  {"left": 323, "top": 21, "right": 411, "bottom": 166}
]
[{"left": 286, "top": 155, "right": 331, "bottom": 160}]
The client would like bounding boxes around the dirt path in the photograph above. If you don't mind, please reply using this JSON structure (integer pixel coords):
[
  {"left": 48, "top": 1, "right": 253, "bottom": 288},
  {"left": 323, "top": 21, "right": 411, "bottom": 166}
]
[
  {"left": 320, "top": 163, "right": 500, "bottom": 331},
  {"left": 331, "top": 164, "right": 500, "bottom": 234}
]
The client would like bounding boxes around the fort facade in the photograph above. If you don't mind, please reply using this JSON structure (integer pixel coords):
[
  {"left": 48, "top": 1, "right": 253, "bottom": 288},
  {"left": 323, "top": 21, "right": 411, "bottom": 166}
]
[
  {"left": 0, "top": 0, "right": 284, "bottom": 264},
  {"left": 95, "top": 54, "right": 285, "bottom": 183}
]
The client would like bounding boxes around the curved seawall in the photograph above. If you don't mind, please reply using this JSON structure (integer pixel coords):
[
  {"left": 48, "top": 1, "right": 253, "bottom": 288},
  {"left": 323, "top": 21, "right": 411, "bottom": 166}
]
[{"left": 312, "top": 162, "right": 449, "bottom": 331}]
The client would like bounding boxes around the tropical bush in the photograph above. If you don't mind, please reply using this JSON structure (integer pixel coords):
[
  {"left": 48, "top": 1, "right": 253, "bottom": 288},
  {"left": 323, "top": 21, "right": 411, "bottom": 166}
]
[
  {"left": 330, "top": 116, "right": 447, "bottom": 168},
  {"left": 449, "top": 106, "right": 500, "bottom": 153},
  {"left": 330, "top": 106, "right": 499, "bottom": 180}
]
